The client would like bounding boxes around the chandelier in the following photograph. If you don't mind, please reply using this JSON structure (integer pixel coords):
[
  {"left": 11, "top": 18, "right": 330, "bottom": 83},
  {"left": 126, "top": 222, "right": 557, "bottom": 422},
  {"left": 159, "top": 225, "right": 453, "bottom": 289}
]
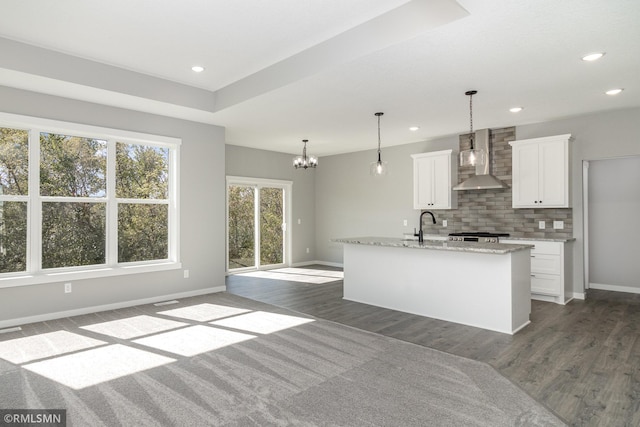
[{"left": 293, "top": 139, "right": 318, "bottom": 169}]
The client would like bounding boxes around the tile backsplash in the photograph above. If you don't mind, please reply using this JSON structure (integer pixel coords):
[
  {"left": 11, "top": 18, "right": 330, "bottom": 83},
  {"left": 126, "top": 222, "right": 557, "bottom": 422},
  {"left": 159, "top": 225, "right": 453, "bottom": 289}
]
[{"left": 422, "top": 126, "right": 573, "bottom": 239}]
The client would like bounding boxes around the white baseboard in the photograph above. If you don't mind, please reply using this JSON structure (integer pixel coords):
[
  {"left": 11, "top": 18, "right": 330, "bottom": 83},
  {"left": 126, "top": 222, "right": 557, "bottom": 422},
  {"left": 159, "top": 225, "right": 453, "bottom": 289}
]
[
  {"left": 589, "top": 282, "right": 640, "bottom": 295},
  {"left": 291, "top": 260, "right": 344, "bottom": 268},
  {"left": 0, "top": 286, "right": 226, "bottom": 329},
  {"left": 572, "top": 292, "right": 586, "bottom": 300}
]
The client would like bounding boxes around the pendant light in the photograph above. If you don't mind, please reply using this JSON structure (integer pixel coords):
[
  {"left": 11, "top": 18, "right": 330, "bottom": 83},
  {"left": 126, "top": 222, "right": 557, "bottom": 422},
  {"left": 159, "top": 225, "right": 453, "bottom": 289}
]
[
  {"left": 293, "top": 139, "right": 318, "bottom": 169},
  {"left": 459, "top": 90, "right": 486, "bottom": 167},
  {"left": 370, "top": 112, "right": 388, "bottom": 176}
]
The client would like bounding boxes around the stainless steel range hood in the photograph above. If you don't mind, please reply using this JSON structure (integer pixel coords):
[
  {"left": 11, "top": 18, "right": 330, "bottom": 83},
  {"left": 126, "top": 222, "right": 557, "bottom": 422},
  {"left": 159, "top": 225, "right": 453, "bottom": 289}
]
[{"left": 453, "top": 129, "right": 509, "bottom": 191}]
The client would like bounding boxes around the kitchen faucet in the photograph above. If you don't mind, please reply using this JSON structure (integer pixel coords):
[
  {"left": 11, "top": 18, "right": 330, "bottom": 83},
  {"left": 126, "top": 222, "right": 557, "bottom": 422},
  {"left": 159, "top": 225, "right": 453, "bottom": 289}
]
[{"left": 416, "top": 211, "right": 436, "bottom": 243}]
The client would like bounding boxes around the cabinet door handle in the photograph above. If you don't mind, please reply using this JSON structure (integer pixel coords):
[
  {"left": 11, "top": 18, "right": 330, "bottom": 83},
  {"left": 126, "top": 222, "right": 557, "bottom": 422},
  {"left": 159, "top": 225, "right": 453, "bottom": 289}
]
[{"left": 531, "top": 274, "right": 536, "bottom": 277}]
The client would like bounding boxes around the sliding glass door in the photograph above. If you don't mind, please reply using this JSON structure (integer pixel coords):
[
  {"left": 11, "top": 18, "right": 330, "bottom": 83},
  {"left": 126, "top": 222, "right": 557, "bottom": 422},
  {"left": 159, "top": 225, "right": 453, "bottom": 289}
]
[{"left": 227, "top": 177, "right": 291, "bottom": 272}]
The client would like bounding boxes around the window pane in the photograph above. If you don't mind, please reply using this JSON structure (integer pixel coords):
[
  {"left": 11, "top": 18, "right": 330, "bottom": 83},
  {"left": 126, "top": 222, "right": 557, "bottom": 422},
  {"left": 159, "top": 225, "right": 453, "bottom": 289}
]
[
  {"left": 40, "top": 133, "right": 107, "bottom": 197},
  {"left": 0, "top": 128, "right": 29, "bottom": 196},
  {"left": 118, "top": 204, "right": 168, "bottom": 262},
  {"left": 260, "top": 187, "right": 283, "bottom": 265},
  {"left": 228, "top": 186, "right": 255, "bottom": 269},
  {"left": 116, "top": 143, "right": 169, "bottom": 199},
  {"left": 0, "top": 201, "right": 27, "bottom": 273},
  {"left": 42, "top": 202, "right": 106, "bottom": 268}
]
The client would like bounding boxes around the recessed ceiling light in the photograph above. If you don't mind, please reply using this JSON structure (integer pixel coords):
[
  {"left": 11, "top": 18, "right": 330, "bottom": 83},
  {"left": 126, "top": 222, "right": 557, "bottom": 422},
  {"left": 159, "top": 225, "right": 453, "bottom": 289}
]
[
  {"left": 409, "top": 126, "right": 420, "bottom": 131},
  {"left": 582, "top": 52, "right": 605, "bottom": 61},
  {"left": 509, "top": 107, "right": 523, "bottom": 113},
  {"left": 191, "top": 66, "right": 205, "bottom": 73},
  {"left": 605, "top": 88, "right": 623, "bottom": 95}
]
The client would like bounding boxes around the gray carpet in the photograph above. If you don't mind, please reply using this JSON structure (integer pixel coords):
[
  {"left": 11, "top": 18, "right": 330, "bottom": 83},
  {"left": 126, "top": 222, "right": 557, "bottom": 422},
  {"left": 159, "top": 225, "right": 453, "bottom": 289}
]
[{"left": 0, "top": 292, "right": 566, "bottom": 426}]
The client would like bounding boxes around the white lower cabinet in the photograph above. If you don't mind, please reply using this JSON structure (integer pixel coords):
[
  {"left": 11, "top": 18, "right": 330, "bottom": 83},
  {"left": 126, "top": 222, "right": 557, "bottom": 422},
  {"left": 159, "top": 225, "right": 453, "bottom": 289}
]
[{"left": 503, "top": 239, "right": 573, "bottom": 305}]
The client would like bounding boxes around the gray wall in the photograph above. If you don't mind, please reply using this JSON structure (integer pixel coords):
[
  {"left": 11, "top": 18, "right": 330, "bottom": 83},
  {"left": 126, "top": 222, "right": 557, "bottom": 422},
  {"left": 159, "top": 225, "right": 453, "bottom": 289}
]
[
  {"left": 0, "top": 86, "right": 226, "bottom": 324},
  {"left": 225, "top": 145, "right": 317, "bottom": 264},
  {"left": 316, "top": 136, "right": 457, "bottom": 263},
  {"left": 588, "top": 156, "right": 640, "bottom": 289}
]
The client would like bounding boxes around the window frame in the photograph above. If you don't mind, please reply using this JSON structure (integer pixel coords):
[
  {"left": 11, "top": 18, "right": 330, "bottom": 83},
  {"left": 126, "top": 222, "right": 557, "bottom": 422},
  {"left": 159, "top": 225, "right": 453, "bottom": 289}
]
[
  {"left": 0, "top": 112, "right": 181, "bottom": 288},
  {"left": 225, "top": 176, "right": 292, "bottom": 273}
]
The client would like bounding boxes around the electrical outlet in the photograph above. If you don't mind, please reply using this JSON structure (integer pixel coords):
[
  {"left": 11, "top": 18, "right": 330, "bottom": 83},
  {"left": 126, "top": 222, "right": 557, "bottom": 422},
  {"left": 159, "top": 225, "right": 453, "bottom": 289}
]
[
  {"left": 306, "top": 248, "right": 310, "bottom": 254},
  {"left": 183, "top": 269, "right": 189, "bottom": 279},
  {"left": 442, "top": 220, "right": 448, "bottom": 227},
  {"left": 403, "top": 219, "right": 408, "bottom": 226},
  {"left": 297, "top": 218, "right": 301, "bottom": 225},
  {"left": 64, "top": 283, "right": 72, "bottom": 293},
  {"left": 553, "top": 221, "right": 564, "bottom": 229},
  {"left": 538, "top": 221, "right": 546, "bottom": 229}
]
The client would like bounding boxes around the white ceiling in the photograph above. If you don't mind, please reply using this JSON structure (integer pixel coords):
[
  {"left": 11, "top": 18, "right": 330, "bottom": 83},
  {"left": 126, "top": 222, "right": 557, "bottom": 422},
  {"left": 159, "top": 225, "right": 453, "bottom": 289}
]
[{"left": 0, "top": 0, "right": 638, "bottom": 157}]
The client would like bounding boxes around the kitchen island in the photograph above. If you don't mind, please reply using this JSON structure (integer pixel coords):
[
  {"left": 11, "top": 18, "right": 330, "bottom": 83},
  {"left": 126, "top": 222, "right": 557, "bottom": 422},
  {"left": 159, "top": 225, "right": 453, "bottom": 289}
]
[{"left": 332, "top": 237, "right": 533, "bottom": 334}]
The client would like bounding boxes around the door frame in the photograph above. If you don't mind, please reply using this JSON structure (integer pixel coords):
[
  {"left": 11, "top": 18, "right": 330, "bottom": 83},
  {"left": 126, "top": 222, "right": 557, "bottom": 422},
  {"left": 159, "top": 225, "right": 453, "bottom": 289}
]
[{"left": 226, "top": 176, "right": 292, "bottom": 273}]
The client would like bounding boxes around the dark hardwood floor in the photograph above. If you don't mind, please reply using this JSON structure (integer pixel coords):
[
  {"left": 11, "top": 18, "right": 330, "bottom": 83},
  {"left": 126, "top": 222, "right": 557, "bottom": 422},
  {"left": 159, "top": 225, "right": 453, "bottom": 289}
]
[{"left": 226, "top": 266, "right": 640, "bottom": 427}]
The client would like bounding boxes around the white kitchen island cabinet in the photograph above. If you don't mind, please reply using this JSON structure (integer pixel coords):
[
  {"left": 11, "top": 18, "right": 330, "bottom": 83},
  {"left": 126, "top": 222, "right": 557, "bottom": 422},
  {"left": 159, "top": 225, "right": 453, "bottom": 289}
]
[
  {"left": 510, "top": 134, "right": 572, "bottom": 208},
  {"left": 333, "top": 237, "right": 533, "bottom": 335}
]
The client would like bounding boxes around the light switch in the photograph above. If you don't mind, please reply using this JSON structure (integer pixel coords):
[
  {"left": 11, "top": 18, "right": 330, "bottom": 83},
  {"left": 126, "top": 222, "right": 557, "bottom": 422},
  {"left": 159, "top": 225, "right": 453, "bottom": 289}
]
[
  {"left": 538, "top": 221, "right": 546, "bottom": 229},
  {"left": 553, "top": 221, "right": 564, "bottom": 229}
]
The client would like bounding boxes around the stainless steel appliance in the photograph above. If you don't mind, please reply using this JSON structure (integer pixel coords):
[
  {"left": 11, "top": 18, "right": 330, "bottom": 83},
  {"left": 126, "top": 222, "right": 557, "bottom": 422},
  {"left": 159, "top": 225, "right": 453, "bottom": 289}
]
[{"left": 448, "top": 232, "right": 510, "bottom": 244}]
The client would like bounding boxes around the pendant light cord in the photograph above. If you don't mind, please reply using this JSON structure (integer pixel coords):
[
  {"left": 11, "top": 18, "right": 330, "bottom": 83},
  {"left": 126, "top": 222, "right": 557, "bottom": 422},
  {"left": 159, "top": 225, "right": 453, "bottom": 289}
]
[
  {"left": 466, "top": 90, "right": 476, "bottom": 149},
  {"left": 375, "top": 112, "right": 383, "bottom": 162}
]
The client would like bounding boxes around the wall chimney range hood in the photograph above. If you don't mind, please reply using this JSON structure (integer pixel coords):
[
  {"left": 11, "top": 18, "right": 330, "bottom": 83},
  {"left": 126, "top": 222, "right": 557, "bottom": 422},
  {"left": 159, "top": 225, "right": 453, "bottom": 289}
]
[{"left": 453, "top": 129, "right": 509, "bottom": 191}]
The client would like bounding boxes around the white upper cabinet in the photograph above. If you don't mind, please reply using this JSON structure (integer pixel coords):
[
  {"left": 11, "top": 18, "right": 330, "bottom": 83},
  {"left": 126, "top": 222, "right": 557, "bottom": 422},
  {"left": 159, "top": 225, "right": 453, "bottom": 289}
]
[
  {"left": 510, "top": 134, "right": 572, "bottom": 208},
  {"left": 411, "top": 150, "right": 457, "bottom": 210}
]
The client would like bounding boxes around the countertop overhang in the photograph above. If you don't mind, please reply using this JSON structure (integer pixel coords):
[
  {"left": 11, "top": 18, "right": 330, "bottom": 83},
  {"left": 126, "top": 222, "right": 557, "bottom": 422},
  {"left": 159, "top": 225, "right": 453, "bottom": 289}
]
[{"left": 332, "top": 237, "right": 533, "bottom": 255}]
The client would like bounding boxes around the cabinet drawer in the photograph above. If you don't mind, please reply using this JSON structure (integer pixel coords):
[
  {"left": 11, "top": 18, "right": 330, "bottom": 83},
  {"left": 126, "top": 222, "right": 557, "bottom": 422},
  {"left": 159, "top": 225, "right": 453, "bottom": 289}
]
[
  {"left": 531, "top": 273, "right": 561, "bottom": 296},
  {"left": 531, "top": 254, "right": 561, "bottom": 275},
  {"left": 503, "top": 240, "right": 561, "bottom": 255},
  {"left": 531, "top": 241, "right": 561, "bottom": 255}
]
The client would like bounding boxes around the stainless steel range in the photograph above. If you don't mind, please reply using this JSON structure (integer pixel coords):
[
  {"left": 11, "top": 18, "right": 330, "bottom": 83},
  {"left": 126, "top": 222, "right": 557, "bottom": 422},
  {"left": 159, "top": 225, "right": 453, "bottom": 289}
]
[{"left": 448, "top": 232, "right": 510, "bottom": 244}]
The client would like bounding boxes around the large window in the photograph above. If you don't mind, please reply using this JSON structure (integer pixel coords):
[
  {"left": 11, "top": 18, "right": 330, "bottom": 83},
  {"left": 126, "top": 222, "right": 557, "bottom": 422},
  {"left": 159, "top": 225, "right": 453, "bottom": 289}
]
[{"left": 0, "top": 113, "right": 180, "bottom": 286}]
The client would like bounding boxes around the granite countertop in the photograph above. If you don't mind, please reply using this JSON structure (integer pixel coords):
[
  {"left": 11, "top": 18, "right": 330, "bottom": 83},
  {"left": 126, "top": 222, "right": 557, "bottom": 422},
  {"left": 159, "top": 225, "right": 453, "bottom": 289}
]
[
  {"left": 501, "top": 236, "right": 576, "bottom": 243},
  {"left": 332, "top": 237, "right": 533, "bottom": 255},
  {"left": 409, "top": 234, "right": 575, "bottom": 243}
]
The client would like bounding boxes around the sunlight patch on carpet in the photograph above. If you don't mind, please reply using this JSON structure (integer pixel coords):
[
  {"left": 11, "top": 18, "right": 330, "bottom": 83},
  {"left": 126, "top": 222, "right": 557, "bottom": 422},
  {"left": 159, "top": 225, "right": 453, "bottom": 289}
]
[
  {"left": 133, "top": 325, "right": 256, "bottom": 357},
  {"left": 158, "top": 303, "right": 251, "bottom": 322},
  {"left": 23, "top": 344, "right": 175, "bottom": 390},
  {"left": 210, "top": 311, "right": 315, "bottom": 334},
  {"left": 0, "top": 330, "right": 106, "bottom": 364},
  {"left": 80, "top": 315, "right": 189, "bottom": 339}
]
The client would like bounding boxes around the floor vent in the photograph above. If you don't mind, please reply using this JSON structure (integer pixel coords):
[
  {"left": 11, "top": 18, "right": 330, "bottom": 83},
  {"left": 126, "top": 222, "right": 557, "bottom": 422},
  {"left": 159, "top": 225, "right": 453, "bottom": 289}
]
[
  {"left": 153, "top": 300, "right": 180, "bottom": 307},
  {"left": 0, "top": 326, "right": 22, "bottom": 334}
]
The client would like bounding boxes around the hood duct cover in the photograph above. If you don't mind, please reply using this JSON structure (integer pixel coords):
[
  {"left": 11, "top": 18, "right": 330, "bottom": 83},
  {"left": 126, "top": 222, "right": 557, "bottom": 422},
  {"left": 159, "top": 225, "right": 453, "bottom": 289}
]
[{"left": 453, "top": 129, "right": 509, "bottom": 191}]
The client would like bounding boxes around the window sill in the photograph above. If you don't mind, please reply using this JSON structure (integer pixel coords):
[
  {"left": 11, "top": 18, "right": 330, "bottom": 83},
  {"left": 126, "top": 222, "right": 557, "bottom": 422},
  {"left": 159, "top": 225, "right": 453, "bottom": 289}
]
[{"left": 0, "top": 261, "right": 182, "bottom": 289}]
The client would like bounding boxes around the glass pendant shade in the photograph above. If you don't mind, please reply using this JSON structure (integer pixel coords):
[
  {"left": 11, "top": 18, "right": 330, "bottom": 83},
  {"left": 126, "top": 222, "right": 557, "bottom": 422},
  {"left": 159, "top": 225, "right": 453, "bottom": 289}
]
[
  {"left": 459, "top": 147, "right": 485, "bottom": 167},
  {"left": 293, "top": 139, "right": 317, "bottom": 169},
  {"left": 370, "top": 157, "right": 389, "bottom": 176}
]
